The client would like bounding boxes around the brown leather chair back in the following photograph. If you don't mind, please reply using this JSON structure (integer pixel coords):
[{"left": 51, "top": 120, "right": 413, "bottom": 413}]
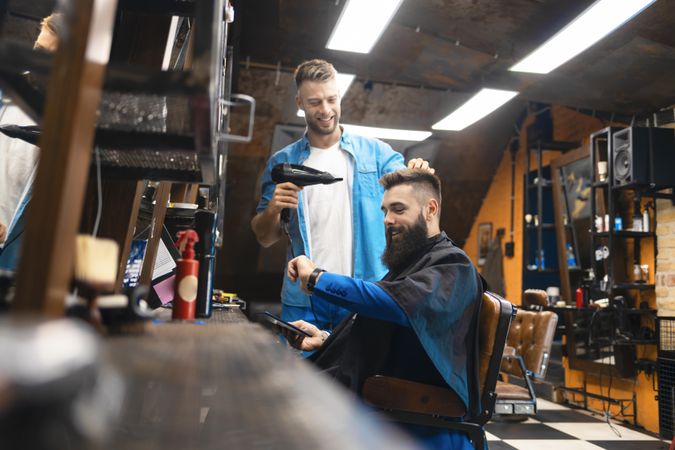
[
  {"left": 473, "top": 292, "right": 515, "bottom": 422},
  {"left": 478, "top": 292, "right": 501, "bottom": 392},
  {"left": 501, "top": 309, "right": 558, "bottom": 379},
  {"left": 522, "top": 289, "right": 549, "bottom": 309}
]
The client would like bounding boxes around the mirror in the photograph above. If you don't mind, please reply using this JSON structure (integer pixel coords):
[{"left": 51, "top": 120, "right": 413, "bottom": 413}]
[
  {"left": 551, "top": 146, "right": 591, "bottom": 304},
  {"left": 551, "top": 145, "right": 627, "bottom": 375}
]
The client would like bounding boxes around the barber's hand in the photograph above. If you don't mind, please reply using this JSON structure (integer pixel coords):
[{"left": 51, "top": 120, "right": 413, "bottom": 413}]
[
  {"left": 0, "top": 222, "right": 6, "bottom": 243},
  {"left": 283, "top": 320, "right": 327, "bottom": 351},
  {"left": 288, "top": 255, "right": 318, "bottom": 293},
  {"left": 268, "top": 182, "right": 302, "bottom": 215},
  {"left": 407, "top": 158, "right": 435, "bottom": 174}
]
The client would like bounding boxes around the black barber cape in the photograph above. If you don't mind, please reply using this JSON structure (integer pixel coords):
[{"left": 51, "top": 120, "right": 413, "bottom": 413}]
[{"left": 310, "top": 231, "right": 483, "bottom": 411}]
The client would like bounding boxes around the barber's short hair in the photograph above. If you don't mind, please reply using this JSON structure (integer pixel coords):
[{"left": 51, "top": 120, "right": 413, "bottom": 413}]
[
  {"left": 41, "top": 13, "right": 65, "bottom": 39},
  {"left": 380, "top": 169, "right": 442, "bottom": 206},
  {"left": 294, "top": 59, "right": 336, "bottom": 89}
]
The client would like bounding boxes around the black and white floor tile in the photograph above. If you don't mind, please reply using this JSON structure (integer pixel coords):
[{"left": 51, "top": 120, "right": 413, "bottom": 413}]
[{"left": 485, "top": 398, "right": 671, "bottom": 450}]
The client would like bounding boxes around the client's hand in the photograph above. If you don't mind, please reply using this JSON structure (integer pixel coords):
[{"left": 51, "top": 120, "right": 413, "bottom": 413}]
[
  {"left": 283, "top": 320, "right": 327, "bottom": 351},
  {"left": 0, "top": 221, "right": 6, "bottom": 243},
  {"left": 287, "top": 255, "right": 317, "bottom": 293}
]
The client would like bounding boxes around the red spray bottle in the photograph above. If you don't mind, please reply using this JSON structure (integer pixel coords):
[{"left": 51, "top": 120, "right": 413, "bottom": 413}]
[{"left": 173, "top": 230, "right": 200, "bottom": 320}]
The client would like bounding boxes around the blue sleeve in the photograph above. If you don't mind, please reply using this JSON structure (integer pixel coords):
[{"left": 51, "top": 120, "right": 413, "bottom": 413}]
[
  {"left": 379, "top": 142, "right": 405, "bottom": 175},
  {"left": 312, "top": 272, "right": 410, "bottom": 327},
  {"left": 256, "top": 154, "right": 280, "bottom": 214}
]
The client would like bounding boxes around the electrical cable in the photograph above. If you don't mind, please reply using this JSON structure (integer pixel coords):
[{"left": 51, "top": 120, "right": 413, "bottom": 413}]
[
  {"left": 604, "top": 365, "right": 622, "bottom": 437},
  {"left": 508, "top": 140, "right": 517, "bottom": 249},
  {"left": 92, "top": 146, "right": 103, "bottom": 237},
  {"left": 591, "top": 308, "right": 621, "bottom": 437},
  {"left": 281, "top": 213, "right": 318, "bottom": 323}
]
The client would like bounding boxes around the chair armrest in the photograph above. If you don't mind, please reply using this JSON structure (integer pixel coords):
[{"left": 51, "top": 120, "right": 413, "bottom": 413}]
[{"left": 362, "top": 375, "right": 467, "bottom": 418}]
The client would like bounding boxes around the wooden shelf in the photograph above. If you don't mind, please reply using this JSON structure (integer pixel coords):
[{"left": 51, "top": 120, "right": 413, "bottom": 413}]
[
  {"left": 613, "top": 283, "right": 655, "bottom": 290},
  {"left": 0, "top": 10, "right": 223, "bottom": 184},
  {"left": 525, "top": 223, "right": 556, "bottom": 230},
  {"left": 526, "top": 268, "right": 558, "bottom": 273}
]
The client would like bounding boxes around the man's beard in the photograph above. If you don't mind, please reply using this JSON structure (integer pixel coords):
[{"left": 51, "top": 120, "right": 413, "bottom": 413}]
[
  {"left": 381, "top": 213, "right": 429, "bottom": 273},
  {"left": 305, "top": 113, "right": 339, "bottom": 135}
]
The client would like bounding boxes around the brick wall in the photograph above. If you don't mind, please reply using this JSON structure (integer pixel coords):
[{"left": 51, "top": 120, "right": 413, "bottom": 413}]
[{"left": 657, "top": 199, "right": 675, "bottom": 314}]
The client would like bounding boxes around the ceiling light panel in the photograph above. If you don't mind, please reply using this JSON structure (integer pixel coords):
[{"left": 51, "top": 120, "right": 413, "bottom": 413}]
[
  {"left": 342, "top": 124, "right": 431, "bottom": 142},
  {"left": 326, "top": 0, "right": 405, "bottom": 53},
  {"left": 432, "top": 89, "right": 519, "bottom": 131},
  {"left": 510, "top": 0, "right": 656, "bottom": 74}
]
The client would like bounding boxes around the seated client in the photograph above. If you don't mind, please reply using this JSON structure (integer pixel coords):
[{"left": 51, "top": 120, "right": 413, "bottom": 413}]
[{"left": 286, "top": 169, "right": 484, "bottom": 450}]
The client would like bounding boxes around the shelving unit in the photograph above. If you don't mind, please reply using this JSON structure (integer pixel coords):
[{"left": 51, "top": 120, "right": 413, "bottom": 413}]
[
  {"left": 0, "top": 0, "right": 253, "bottom": 184},
  {"left": 4, "top": 0, "right": 248, "bottom": 315},
  {"left": 589, "top": 127, "right": 657, "bottom": 316},
  {"left": 522, "top": 140, "right": 579, "bottom": 291}
]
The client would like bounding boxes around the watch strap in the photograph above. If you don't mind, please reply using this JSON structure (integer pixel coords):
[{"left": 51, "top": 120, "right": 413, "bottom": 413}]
[{"left": 307, "top": 268, "right": 326, "bottom": 292}]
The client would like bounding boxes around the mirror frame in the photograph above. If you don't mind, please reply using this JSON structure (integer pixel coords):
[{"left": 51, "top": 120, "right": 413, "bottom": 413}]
[
  {"left": 551, "top": 145, "right": 621, "bottom": 376},
  {"left": 551, "top": 145, "right": 587, "bottom": 304}
]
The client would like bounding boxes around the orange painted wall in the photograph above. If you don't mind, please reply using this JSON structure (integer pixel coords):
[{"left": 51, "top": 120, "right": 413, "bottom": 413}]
[
  {"left": 464, "top": 105, "right": 604, "bottom": 304},
  {"left": 465, "top": 105, "right": 660, "bottom": 433}
]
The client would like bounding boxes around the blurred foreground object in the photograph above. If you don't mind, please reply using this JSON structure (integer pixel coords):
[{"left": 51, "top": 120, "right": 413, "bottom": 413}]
[{"left": 0, "top": 318, "right": 123, "bottom": 450}]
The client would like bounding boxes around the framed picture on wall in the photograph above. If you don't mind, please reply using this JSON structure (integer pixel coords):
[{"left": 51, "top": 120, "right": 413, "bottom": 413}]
[{"left": 477, "top": 223, "right": 492, "bottom": 266}]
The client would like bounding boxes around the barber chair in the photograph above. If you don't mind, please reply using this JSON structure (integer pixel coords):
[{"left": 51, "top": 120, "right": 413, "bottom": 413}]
[
  {"left": 494, "top": 309, "right": 558, "bottom": 415},
  {"left": 522, "top": 289, "right": 549, "bottom": 311},
  {"left": 362, "top": 292, "right": 515, "bottom": 450}
]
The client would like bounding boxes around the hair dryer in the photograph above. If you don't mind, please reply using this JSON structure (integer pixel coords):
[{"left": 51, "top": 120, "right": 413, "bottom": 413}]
[
  {"left": 271, "top": 163, "right": 343, "bottom": 256},
  {"left": 0, "top": 125, "right": 41, "bottom": 145},
  {"left": 271, "top": 163, "right": 343, "bottom": 186}
]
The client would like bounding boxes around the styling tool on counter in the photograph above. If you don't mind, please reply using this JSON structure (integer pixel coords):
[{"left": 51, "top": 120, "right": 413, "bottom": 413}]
[
  {"left": 72, "top": 235, "right": 119, "bottom": 332},
  {"left": 212, "top": 290, "right": 247, "bottom": 309},
  {"left": 195, "top": 210, "right": 216, "bottom": 318},
  {"left": 172, "top": 230, "right": 199, "bottom": 320},
  {"left": 98, "top": 285, "right": 154, "bottom": 334}
]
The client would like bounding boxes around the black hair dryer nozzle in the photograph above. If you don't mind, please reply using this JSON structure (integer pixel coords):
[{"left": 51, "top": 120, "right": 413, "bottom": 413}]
[{"left": 271, "top": 163, "right": 343, "bottom": 187}]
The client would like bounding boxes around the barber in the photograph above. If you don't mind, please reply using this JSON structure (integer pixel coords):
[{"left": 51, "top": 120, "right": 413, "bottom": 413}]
[{"left": 251, "top": 58, "right": 432, "bottom": 333}]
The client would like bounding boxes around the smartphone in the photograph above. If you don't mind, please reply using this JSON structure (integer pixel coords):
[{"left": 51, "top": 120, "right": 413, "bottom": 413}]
[{"left": 263, "top": 311, "right": 312, "bottom": 337}]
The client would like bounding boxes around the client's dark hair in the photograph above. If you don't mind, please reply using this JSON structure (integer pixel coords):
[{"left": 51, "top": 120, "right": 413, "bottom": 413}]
[{"left": 379, "top": 169, "right": 442, "bottom": 207}]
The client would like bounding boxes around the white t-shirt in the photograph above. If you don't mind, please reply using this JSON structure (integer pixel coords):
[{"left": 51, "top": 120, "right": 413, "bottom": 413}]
[
  {"left": 0, "top": 104, "right": 39, "bottom": 231},
  {"left": 302, "top": 141, "right": 354, "bottom": 276}
]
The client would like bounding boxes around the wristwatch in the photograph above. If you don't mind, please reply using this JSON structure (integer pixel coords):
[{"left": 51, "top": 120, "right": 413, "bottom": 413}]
[{"left": 307, "top": 268, "right": 326, "bottom": 292}]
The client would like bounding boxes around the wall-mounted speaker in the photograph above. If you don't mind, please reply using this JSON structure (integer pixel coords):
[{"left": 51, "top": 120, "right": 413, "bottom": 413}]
[{"left": 612, "top": 127, "right": 675, "bottom": 187}]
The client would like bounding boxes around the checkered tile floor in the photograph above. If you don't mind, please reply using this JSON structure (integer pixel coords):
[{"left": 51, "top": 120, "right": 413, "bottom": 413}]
[{"left": 486, "top": 398, "right": 671, "bottom": 450}]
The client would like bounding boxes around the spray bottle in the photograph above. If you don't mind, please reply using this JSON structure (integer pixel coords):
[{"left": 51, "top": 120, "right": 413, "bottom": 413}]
[{"left": 173, "top": 230, "right": 200, "bottom": 320}]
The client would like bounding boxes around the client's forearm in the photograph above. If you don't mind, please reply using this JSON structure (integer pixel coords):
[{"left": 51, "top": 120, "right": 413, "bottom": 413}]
[{"left": 312, "top": 272, "right": 409, "bottom": 327}]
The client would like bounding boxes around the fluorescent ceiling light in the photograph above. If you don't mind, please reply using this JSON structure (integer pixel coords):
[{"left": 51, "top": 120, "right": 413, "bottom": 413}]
[
  {"left": 342, "top": 124, "right": 431, "bottom": 142},
  {"left": 297, "top": 73, "right": 356, "bottom": 117},
  {"left": 326, "top": 0, "right": 404, "bottom": 53},
  {"left": 510, "top": 0, "right": 656, "bottom": 74},
  {"left": 335, "top": 73, "right": 356, "bottom": 96},
  {"left": 432, "top": 88, "right": 519, "bottom": 131},
  {"left": 294, "top": 114, "right": 431, "bottom": 142}
]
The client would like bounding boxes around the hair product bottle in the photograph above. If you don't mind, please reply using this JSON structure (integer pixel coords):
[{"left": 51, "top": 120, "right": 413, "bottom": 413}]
[{"left": 172, "top": 230, "right": 200, "bottom": 320}]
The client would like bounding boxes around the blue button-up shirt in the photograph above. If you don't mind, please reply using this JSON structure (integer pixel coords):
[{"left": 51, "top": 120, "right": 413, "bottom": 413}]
[{"left": 256, "top": 128, "right": 405, "bottom": 327}]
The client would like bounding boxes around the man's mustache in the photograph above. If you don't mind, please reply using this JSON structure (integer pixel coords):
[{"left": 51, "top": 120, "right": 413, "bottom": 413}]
[{"left": 386, "top": 226, "right": 404, "bottom": 238}]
